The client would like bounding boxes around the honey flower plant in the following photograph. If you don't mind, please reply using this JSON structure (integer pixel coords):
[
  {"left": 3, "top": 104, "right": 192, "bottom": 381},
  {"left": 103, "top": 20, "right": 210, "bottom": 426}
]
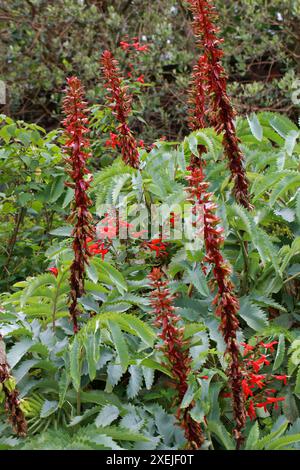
[
  {"left": 101, "top": 50, "right": 140, "bottom": 169},
  {"left": 186, "top": 159, "right": 246, "bottom": 447},
  {"left": 187, "top": 0, "right": 252, "bottom": 210},
  {"left": 62, "top": 76, "right": 95, "bottom": 333}
]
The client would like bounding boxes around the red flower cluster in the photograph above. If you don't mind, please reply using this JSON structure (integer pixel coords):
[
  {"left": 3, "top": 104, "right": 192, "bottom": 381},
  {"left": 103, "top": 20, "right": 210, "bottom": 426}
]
[
  {"left": 187, "top": 0, "right": 252, "bottom": 210},
  {"left": 62, "top": 77, "right": 95, "bottom": 333},
  {"left": 144, "top": 238, "right": 168, "bottom": 258},
  {"left": 86, "top": 237, "right": 110, "bottom": 260},
  {"left": 101, "top": 50, "right": 140, "bottom": 169},
  {"left": 0, "top": 335, "right": 27, "bottom": 436},
  {"left": 237, "top": 341, "right": 286, "bottom": 421},
  {"left": 105, "top": 132, "right": 121, "bottom": 149},
  {"left": 120, "top": 37, "right": 149, "bottom": 52},
  {"left": 148, "top": 268, "right": 204, "bottom": 449},
  {"left": 186, "top": 159, "right": 246, "bottom": 447}
]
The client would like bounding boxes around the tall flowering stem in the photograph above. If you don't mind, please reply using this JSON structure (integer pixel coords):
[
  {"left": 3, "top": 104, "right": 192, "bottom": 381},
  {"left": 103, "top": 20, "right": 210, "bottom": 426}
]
[
  {"left": 187, "top": 0, "right": 252, "bottom": 210},
  {"left": 101, "top": 51, "right": 140, "bottom": 169},
  {"left": 148, "top": 268, "right": 204, "bottom": 449},
  {"left": 62, "top": 77, "right": 94, "bottom": 334},
  {"left": 188, "top": 56, "right": 206, "bottom": 132},
  {"left": 186, "top": 160, "right": 246, "bottom": 448},
  {"left": 0, "top": 335, "right": 27, "bottom": 436}
]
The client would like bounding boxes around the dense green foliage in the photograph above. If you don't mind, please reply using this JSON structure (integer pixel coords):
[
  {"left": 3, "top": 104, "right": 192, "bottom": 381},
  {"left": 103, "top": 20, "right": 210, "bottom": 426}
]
[
  {"left": 0, "top": 0, "right": 300, "bottom": 452},
  {"left": 1, "top": 0, "right": 300, "bottom": 139},
  {"left": 0, "top": 109, "right": 300, "bottom": 449}
]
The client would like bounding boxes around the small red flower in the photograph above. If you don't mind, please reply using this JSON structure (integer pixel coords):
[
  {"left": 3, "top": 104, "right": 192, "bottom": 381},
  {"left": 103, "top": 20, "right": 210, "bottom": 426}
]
[
  {"left": 48, "top": 267, "right": 58, "bottom": 277},
  {"left": 120, "top": 41, "right": 131, "bottom": 50},
  {"left": 89, "top": 242, "right": 109, "bottom": 260},
  {"left": 248, "top": 373, "right": 266, "bottom": 389},
  {"left": 249, "top": 355, "right": 270, "bottom": 373},
  {"left": 256, "top": 396, "right": 285, "bottom": 412},
  {"left": 145, "top": 238, "right": 168, "bottom": 258},
  {"left": 273, "top": 375, "right": 288, "bottom": 386},
  {"left": 247, "top": 400, "right": 256, "bottom": 421},
  {"left": 241, "top": 342, "right": 255, "bottom": 356},
  {"left": 242, "top": 379, "right": 253, "bottom": 399},
  {"left": 260, "top": 341, "right": 278, "bottom": 352},
  {"left": 105, "top": 132, "right": 121, "bottom": 149},
  {"left": 136, "top": 74, "right": 145, "bottom": 83}
]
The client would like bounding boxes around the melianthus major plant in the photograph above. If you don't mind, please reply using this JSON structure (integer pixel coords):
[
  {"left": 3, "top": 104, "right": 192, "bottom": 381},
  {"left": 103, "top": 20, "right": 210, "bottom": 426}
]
[{"left": 0, "top": 0, "right": 300, "bottom": 452}]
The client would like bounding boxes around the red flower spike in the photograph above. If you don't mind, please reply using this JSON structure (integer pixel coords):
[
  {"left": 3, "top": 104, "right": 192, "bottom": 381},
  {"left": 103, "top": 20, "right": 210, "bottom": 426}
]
[
  {"left": 187, "top": 0, "right": 252, "bottom": 210},
  {"left": 186, "top": 159, "right": 246, "bottom": 448},
  {"left": 148, "top": 268, "right": 204, "bottom": 449},
  {"left": 101, "top": 50, "right": 140, "bottom": 169},
  {"left": 62, "top": 76, "right": 95, "bottom": 334},
  {"left": 0, "top": 335, "right": 27, "bottom": 436}
]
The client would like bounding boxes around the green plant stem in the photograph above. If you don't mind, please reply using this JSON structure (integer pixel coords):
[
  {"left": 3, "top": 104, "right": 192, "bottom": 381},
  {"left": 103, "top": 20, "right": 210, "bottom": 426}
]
[
  {"left": 76, "top": 390, "right": 81, "bottom": 416},
  {"left": 284, "top": 272, "right": 300, "bottom": 284},
  {"left": 237, "top": 232, "right": 250, "bottom": 295}
]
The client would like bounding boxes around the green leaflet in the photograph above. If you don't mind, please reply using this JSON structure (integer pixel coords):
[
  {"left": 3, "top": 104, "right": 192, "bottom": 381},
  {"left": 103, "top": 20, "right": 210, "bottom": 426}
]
[{"left": 107, "top": 320, "right": 129, "bottom": 372}]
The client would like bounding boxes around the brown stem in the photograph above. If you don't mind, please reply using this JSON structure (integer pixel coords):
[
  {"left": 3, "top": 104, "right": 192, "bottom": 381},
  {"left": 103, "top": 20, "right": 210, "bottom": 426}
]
[{"left": 2, "top": 207, "right": 26, "bottom": 277}]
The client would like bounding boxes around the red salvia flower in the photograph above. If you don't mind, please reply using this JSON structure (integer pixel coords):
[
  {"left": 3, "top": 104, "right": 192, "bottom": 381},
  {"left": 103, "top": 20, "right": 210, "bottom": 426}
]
[
  {"left": 62, "top": 77, "right": 95, "bottom": 334},
  {"left": 0, "top": 335, "right": 27, "bottom": 436},
  {"left": 101, "top": 50, "right": 140, "bottom": 169},
  {"left": 237, "top": 340, "right": 287, "bottom": 421},
  {"left": 186, "top": 159, "right": 246, "bottom": 447},
  {"left": 148, "top": 268, "right": 204, "bottom": 449},
  {"left": 187, "top": 0, "right": 252, "bottom": 210}
]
